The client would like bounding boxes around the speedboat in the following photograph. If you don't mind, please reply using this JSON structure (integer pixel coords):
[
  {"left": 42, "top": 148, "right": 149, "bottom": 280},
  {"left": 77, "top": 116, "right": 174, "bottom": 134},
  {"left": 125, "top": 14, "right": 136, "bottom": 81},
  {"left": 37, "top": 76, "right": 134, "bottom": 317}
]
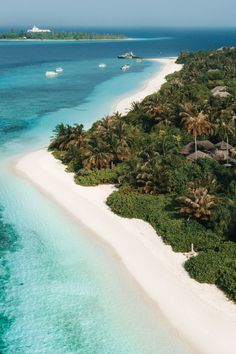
[
  {"left": 45, "top": 71, "right": 58, "bottom": 77},
  {"left": 121, "top": 64, "right": 131, "bottom": 71},
  {"left": 55, "top": 67, "right": 64, "bottom": 73},
  {"left": 98, "top": 63, "right": 107, "bottom": 68}
]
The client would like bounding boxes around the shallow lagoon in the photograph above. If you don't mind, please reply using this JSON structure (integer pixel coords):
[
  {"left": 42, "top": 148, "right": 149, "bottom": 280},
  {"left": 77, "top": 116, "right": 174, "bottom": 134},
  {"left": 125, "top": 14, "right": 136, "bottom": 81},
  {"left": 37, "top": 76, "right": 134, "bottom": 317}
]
[{"left": 4, "top": 26, "right": 236, "bottom": 351}]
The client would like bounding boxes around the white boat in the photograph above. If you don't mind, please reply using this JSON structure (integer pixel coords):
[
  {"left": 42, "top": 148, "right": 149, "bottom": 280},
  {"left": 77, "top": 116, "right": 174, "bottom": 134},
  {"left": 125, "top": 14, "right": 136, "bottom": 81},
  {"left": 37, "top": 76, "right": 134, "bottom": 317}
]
[
  {"left": 55, "top": 67, "right": 64, "bottom": 73},
  {"left": 45, "top": 71, "right": 58, "bottom": 78},
  {"left": 121, "top": 64, "right": 131, "bottom": 71},
  {"left": 118, "top": 51, "right": 141, "bottom": 59},
  {"left": 99, "top": 63, "right": 106, "bottom": 68}
]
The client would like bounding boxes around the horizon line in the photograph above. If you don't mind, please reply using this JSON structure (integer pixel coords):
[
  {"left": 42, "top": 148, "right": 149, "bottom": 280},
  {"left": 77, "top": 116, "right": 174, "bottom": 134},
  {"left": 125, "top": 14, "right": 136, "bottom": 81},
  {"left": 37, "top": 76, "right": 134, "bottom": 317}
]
[{"left": 1, "top": 25, "right": 236, "bottom": 30}]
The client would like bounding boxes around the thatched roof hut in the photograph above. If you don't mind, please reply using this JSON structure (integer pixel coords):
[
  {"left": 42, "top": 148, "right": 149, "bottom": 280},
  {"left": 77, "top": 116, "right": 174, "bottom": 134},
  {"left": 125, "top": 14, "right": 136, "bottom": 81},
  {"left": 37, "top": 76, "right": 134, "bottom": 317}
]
[
  {"left": 211, "top": 86, "right": 231, "bottom": 98},
  {"left": 197, "top": 140, "right": 215, "bottom": 151},
  {"left": 215, "top": 141, "right": 234, "bottom": 151},
  {"left": 187, "top": 151, "right": 212, "bottom": 161},
  {"left": 213, "top": 150, "right": 227, "bottom": 161},
  {"left": 180, "top": 140, "right": 215, "bottom": 155},
  {"left": 207, "top": 69, "right": 220, "bottom": 73},
  {"left": 180, "top": 142, "right": 194, "bottom": 155}
]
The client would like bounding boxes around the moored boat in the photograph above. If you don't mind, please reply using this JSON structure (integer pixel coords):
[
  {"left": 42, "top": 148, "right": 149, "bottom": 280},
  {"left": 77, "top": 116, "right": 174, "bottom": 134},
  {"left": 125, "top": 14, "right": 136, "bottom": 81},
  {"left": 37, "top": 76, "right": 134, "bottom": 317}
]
[
  {"left": 45, "top": 71, "right": 58, "bottom": 77},
  {"left": 55, "top": 67, "right": 64, "bottom": 73},
  {"left": 121, "top": 64, "right": 131, "bottom": 71},
  {"left": 118, "top": 51, "right": 142, "bottom": 59}
]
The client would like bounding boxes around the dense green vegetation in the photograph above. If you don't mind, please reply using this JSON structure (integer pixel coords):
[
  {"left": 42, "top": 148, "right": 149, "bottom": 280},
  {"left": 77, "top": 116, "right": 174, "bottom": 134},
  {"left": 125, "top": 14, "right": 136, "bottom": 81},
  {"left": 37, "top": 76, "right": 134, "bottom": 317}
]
[
  {"left": 49, "top": 48, "right": 236, "bottom": 301},
  {"left": 0, "top": 31, "right": 126, "bottom": 40}
]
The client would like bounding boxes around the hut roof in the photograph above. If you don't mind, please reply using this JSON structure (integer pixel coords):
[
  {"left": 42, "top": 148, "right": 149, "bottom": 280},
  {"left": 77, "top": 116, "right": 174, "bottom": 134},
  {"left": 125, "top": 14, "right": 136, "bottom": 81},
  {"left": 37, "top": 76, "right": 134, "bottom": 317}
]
[
  {"left": 197, "top": 140, "right": 215, "bottom": 151},
  {"left": 180, "top": 142, "right": 194, "bottom": 155},
  {"left": 211, "top": 86, "right": 231, "bottom": 98},
  {"left": 207, "top": 69, "right": 220, "bottom": 73},
  {"left": 212, "top": 150, "right": 227, "bottom": 161},
  {"left": 187, "top": 151, "right": 212, "bottom": 161},
  {"left": 180, "top": 140, "right": 215, "bottom": 155},
  {"left": 215, "top": 141, "right": 234, "bottom": 150}
]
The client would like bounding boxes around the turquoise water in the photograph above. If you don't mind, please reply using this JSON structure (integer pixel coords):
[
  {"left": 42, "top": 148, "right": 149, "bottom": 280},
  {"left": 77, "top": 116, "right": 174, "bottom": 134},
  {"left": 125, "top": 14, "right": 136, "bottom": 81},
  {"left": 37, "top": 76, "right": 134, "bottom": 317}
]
[
  {"left": 3, "top": 30, "right": 231, "bottom": 353},
  {"left": 1, "top": 165, "right": 191, "bottom": 354}
]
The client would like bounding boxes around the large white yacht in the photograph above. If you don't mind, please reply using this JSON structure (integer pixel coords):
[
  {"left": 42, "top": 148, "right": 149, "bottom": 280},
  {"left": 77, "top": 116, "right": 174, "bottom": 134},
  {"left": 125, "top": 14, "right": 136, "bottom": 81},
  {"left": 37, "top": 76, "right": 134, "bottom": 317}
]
[
  {"left": 27, "top": 25, "right": 51, "bottom": 33},
  {"left": 118, "top": 51, "right": 141, "bottom": 59}
]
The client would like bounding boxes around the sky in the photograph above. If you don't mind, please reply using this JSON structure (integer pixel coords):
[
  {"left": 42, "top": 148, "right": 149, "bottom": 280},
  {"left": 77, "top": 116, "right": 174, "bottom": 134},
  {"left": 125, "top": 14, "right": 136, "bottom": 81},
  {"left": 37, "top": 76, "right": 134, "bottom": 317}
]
[{"left": 0, "top": 0, "right": 236, "bottom": 28}]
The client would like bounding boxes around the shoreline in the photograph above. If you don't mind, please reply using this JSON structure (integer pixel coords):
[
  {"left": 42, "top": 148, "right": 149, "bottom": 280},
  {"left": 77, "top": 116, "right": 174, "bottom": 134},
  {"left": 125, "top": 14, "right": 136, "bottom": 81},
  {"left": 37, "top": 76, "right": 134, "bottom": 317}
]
[
  {"left": 0, "top": 38, "right": 128, "bottom": 42},
  {"left": 15, "top": 150, "right": 236, "bottom": 354},
  {"left": 14, "top": 60, "right": 236, "bottom": 353},
  {"left": 113, "top": 58, "right": 181, "bottom": 115}
]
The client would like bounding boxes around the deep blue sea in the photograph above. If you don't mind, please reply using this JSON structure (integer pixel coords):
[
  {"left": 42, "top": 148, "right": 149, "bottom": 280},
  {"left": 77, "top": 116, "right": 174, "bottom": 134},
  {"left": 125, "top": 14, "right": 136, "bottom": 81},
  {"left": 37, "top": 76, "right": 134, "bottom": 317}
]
[{"left": 0, "top": 27, "right": 236, "bottom": 354}]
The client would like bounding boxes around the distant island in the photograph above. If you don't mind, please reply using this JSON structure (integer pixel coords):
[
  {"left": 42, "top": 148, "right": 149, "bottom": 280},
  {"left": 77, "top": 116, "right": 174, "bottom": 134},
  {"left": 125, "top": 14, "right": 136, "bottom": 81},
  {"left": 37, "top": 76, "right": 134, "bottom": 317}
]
[{"left": 0, "top": 25, "right": 127, "bottom": 41}]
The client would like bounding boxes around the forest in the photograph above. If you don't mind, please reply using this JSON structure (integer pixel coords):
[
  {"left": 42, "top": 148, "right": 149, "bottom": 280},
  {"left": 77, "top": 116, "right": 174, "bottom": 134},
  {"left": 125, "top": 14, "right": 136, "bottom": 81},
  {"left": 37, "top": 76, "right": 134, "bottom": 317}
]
[
  {"left": 0, "top": 31, "right": 126, "bottom": 40},
  {"left": 49, "top": 48, "right": 236, "bottom": 301}
]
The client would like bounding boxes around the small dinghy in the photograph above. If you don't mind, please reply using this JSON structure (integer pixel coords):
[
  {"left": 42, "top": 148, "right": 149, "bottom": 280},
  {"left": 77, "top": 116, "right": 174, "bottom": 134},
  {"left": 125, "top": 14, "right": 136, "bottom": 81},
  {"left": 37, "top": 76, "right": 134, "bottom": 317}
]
[
  {"left": 121, "top": 64, "right": 131, "bottom": 71},
  {"left": 45, "top": 71, "right": 58, "bottom": 78},
  {"left": 99, "top": 63, "right": 106, "bottom": 68},
  {"left": 55, "top": 67, "right": 64, "bottom": 73}
]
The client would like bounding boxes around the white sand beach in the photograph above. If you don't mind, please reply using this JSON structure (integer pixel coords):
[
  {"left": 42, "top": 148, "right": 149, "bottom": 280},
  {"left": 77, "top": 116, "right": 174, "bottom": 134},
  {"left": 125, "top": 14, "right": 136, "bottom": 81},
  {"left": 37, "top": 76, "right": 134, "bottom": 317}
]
[
  {"left": 113, "top": 58, "right": 181, "bottom": 114},
  {"left": 15, "top": 59, "right": 236, "bottom": 354},
  {"left": 15, "top": 150, "right": 236, "bottom": 354}
]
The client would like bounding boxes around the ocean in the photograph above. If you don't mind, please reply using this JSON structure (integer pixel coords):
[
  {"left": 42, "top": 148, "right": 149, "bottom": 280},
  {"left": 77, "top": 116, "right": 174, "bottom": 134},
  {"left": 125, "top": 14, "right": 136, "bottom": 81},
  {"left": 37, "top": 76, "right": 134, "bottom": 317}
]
[{"left": 1, "top": 27, "right": 236, "bottom": 353}]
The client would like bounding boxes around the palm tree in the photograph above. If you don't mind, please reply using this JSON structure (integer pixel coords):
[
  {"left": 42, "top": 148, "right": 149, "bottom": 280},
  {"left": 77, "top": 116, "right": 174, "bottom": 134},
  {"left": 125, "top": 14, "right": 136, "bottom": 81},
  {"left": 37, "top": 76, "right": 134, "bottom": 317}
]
[
  {"left": 181, "top": 108, "right": 214, "bottom": 158},
  {"left": 49, "top": 123, "right": 84, "bottom": 151},
  {"left": 50, "top": 124, "right": 73, "bottom": 151},
  {"left": 110, "top": 114, "right": 137, "bottom": 162},
  {"left": 111, "top": 139, "right": 131, "bottom": 162},
  {"left": 90, "top": 113, "right": 137, "bottom": 166},
  {"left": 83, "top": 145, "right": 113, "bottom": 169},
  {"left": 128, "top": 150, "right": 169, "bottom": 194},
  {"left": 81, "top": 132, "right": 114, "bottom": 169},
  {"left": 222, "top": 121, "right": 234, "bottom": 165},
  {"left": 142, "top": 96, "right": 167, "bottom": 121},
  {"left": 176, "top": 187, "right": 219, "bottom": 221},
  {"left": 217, "top": 111, "right": 236, "bottom": 165},
  {"left": 65, "top": 124, "right": 85, "bottom": 149},
  {"left": 131, "top": 101, "right": 143, "bottom": 114},
  {"left": 112, "top": 111, "right": 122, "bottom": 120},
  {"left": 96, "top": 115, "right": 113, "bottom": 131},
  {"left": 113, "top": 118, "right": 127, "bottom": 143}
]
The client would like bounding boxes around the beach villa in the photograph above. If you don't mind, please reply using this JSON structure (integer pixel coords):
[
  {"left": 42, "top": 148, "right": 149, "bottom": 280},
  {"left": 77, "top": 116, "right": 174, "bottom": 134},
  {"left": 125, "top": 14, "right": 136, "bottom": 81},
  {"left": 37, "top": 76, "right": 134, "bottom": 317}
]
[{"left": 27, "top": 25, "right": 51, "bottom": 33}]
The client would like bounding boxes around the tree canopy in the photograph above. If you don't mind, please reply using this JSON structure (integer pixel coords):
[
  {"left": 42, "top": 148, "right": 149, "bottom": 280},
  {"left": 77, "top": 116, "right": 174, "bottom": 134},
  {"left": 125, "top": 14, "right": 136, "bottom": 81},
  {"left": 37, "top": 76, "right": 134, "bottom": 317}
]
[{"left": 49, "top": 48, "right": 236, "bottom": 301}]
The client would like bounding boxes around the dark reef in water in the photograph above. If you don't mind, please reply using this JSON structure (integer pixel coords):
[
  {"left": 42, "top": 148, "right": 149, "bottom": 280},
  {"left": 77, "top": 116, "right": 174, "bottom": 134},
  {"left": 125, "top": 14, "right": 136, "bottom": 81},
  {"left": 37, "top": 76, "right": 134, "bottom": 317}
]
[
  {"left": 0, "top": 208, "right": 21, "bottom": 353},
  {"left": 0, "top": 123, "right": 28, "bottom": 133}
]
